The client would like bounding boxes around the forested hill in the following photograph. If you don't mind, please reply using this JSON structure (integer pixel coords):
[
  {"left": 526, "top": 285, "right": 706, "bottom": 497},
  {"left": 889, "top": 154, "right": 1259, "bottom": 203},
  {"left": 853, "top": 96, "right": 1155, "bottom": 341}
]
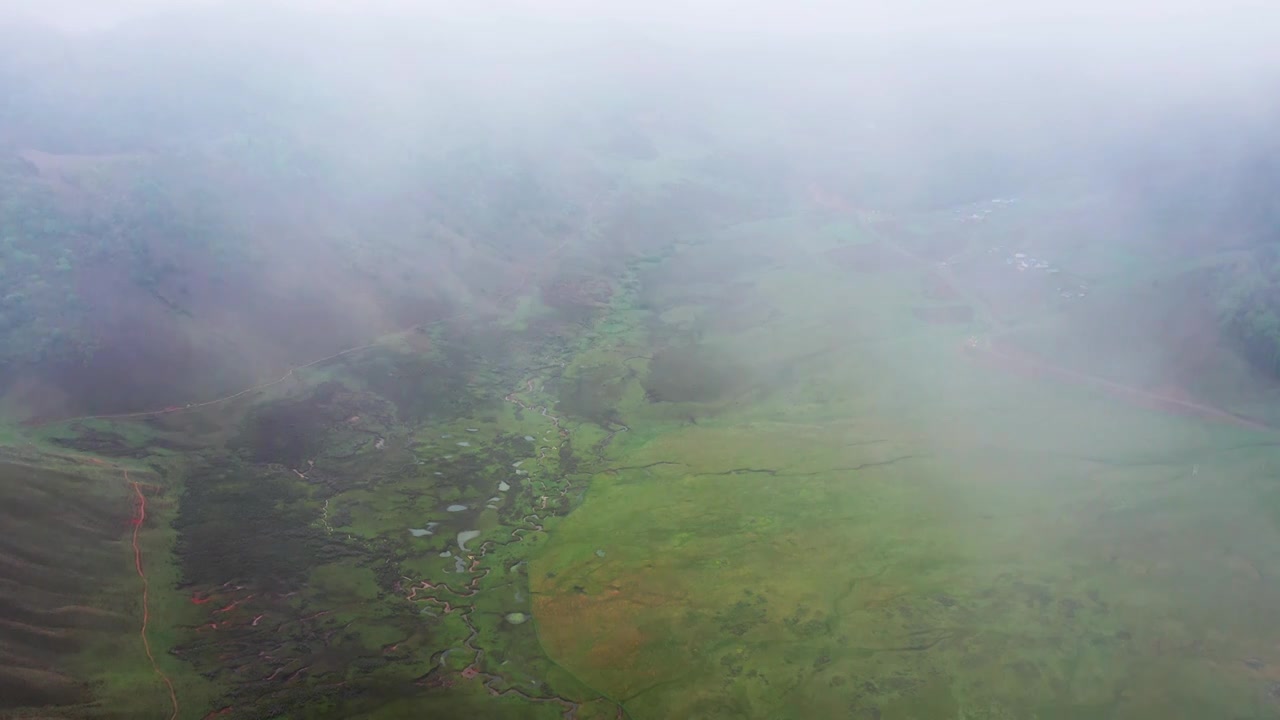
[
  {"left": 0, "top": 11, "right": 686, "bottom": 421},
  {"left": 1110, "top": 108, "right": 1280, "bottom": 376},
  {"left": 3, "top": 7, "right": 1280, "bottom": 422}
]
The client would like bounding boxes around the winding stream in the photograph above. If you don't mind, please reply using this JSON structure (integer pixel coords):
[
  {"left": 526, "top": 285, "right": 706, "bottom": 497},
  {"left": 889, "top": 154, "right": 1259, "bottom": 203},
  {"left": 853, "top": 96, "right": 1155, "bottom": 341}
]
[{"left": 392, "top": 369, "right": 626, "bottom": 719}]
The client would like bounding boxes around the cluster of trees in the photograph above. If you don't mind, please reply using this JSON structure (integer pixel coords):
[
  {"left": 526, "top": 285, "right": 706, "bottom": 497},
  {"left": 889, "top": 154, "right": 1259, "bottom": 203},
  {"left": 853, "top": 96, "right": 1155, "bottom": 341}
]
[
  {"left": 0, "top": 146, "right": 247, "bottom": 373},
  {"left": 1117, "top": 110, "right": 1280, "bottom": 377},
  {"left": 0, "top": 162, "right": 92, "bottom": 368}
]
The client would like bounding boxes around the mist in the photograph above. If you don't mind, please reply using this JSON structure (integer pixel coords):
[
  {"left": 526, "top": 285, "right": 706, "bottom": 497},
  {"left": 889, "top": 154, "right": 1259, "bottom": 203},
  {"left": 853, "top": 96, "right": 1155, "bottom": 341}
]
[{"left": 4, "top": 1, "right": 1280, "bottom": 718}]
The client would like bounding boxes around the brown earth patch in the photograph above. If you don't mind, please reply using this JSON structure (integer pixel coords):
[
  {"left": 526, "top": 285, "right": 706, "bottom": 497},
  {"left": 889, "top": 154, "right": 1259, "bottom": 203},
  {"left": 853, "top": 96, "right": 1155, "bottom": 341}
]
[
  {"left": 964, "top": 341, "right": 1271, "bottom": 430},
  {"left": 533, "top": 563, "right": 695, "bottom": 701},
  {"left": 534, "top": 588, "right": 667, "bottom": 698}
]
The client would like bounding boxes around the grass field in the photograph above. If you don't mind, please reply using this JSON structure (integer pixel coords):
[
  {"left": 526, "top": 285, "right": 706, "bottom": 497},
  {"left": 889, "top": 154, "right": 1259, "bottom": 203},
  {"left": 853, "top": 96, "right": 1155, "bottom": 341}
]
[{"left": 529, "top": 207, "right": 1280, "bottom": 719}]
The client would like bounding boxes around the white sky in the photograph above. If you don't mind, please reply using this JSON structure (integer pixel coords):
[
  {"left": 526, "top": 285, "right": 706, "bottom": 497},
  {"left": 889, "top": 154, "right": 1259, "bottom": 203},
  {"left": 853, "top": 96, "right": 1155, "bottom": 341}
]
[{"left": 3, "top": 0, "right": 1277, "bottom": 34}]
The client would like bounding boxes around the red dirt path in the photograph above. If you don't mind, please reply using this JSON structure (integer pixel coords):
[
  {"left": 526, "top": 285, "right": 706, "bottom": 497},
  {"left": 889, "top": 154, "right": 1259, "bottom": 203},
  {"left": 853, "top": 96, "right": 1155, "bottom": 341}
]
[
  {"left": 128, "top": 470, "right": 180, "bottom": 720},
  {"left": 964, "top": 341, "right": 1272, "bottom": 431}
]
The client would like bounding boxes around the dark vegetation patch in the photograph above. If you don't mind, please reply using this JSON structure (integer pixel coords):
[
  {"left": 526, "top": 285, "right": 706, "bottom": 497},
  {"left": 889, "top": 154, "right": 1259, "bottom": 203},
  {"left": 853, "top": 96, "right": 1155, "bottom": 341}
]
[
  {"left": 517, "top": 308, "right": 593, "bottom": 349},
  {"left": 556, "top": 364, "right": 627, "bottom": 426},
  {"left": 48, "top": 425, "right": 198, "bottom": 458},
  {"left": 699, "top": 282, "right": 780, "bottom": 333},
  {"left": 166, "top": 332, "right": 570, "bottom": 718},
  {"left": 643, "top": 343, "right": 741, "bottom": 403},
  {"left": 911, "top": 305, "right": 975, "bottom": 324},
  {"left": 234, "top": 383, "right": 344, "bottom": 467},
  {"left": 346, "top": 340, "right": 480, "bottom": 426},
  {"left": 604, "top": 205, "right": 685, "bottom": 264},
  {"left": 716, "top": 590, "right": 769, "bottom": 638},
  {"left": 602, "top": 180, "right": 762, "bottom": 260},
  {"left": 24, "top": 288, "right": 255, "bottom": 418},
  {"left": 175, "top": 597, "right": 430, "bottom": 720},
  {"left": 172, "top": 440, "right": 394, "bottom": 713},
  {"left": 782, "top": 605, "right": 831, "bottom": 639},
  {"left": 633, "top": 244, "right": 773, "bottom": 318},
  {"left": 232, "top": 382, "right": 398, "bottom": 467},
  {"left": 1216, "top": 255, "right": 1280, "bottom": 378},
  {"left": 172, "top": 450, "right": 566, "bottom": 718},
  {"left": 559, "top": 439, "right": 581, "bottom": 474},
  {"left": 174, "top": 457, "right": 327, "bottom": 591},
  {"left": 51, "top": 428, "right": 152, "bottom": 458},
  {"left": 648, "top": 248, "right": 774, "bottom": 294},
  {"left": 542, "top": 275, "right": 615, "bottom": 327}
]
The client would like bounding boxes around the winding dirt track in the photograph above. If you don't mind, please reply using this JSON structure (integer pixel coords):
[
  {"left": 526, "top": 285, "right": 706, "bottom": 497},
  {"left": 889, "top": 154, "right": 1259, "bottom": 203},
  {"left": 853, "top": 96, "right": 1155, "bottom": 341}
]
[
  {"left": 876, "top": 218, "right": 1274, "bottom": 433},
  {"left": 128, "top": 473, "right": 180, "bottom": 720},
  {"left": 964, "top": 341, "right": 1273, "bottom": 431}
]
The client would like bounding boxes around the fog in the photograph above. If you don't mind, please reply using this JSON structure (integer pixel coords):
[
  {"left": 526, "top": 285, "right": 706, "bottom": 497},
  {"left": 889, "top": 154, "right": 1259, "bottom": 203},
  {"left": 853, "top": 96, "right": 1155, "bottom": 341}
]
[
  {"left": 7, "top": 0, "right": 1279, "bottom": 213},
  {"left": 5, "top": 2, "right": 1280, "bottom": 719}
]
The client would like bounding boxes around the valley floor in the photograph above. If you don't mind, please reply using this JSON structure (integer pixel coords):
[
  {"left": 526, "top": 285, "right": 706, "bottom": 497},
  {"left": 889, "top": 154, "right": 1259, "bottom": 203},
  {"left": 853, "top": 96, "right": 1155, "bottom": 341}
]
[{"left": 10, "top": 202, "right": 1280, "bottom": 719}]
